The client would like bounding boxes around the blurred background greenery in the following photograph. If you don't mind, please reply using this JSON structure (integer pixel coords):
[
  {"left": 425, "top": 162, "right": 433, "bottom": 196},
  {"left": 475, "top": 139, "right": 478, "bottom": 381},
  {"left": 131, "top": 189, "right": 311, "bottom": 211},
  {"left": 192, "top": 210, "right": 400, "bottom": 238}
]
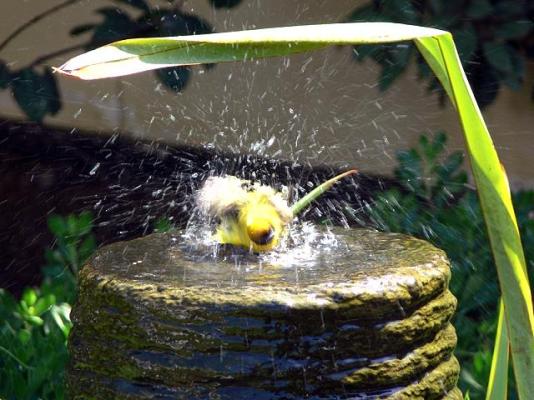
[
  {"left": 1, "top": 212, "right": 94, "bottom": 400},
  {"left": 346, "top": 0, "right": 534, "bottom": 108},
  {"left": 366, "top": 132, "right": 532, "bottom": 399}
]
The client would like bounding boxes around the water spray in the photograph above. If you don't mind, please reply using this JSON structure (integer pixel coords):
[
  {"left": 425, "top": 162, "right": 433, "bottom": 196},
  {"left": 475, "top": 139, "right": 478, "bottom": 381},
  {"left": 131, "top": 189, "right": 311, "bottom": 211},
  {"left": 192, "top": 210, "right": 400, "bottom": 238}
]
[{"left": 197, "top": 169, "right": 357, "bottom": 252}]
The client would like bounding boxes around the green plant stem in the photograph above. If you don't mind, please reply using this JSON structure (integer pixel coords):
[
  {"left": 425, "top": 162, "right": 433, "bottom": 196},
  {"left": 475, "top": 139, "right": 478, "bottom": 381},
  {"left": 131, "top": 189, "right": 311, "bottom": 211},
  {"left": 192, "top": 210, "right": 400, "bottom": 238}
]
[{"left": 291, "top": 169, "right": 357, "bottom": 216}]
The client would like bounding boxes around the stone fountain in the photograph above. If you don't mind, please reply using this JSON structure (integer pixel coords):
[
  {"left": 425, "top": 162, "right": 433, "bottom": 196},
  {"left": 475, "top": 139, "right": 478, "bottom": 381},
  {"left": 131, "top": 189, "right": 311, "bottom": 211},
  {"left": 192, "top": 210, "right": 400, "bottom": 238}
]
[{"left": 67, "top": 227, "right": 461, "bottom": 399}]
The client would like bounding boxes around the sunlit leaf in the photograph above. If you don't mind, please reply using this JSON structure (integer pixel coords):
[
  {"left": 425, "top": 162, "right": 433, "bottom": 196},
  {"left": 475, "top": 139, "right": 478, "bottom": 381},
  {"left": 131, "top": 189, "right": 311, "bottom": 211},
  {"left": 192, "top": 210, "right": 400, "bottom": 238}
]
[
  {"left": 34, "top": 295, "right": 55, "bottom": 315},
  {"left": 57, "top": 23, "right": 446, "bottom": 79},
  {"left": 22, "top": 289, "right": 37, "bottom": 308},
  {"left": 486, "top": 299, "right": 509, "bottom": 400},
  {"left": 49, "top": 304, "right": 71, "bottom": 338},
  {"left": 25, "top": 315, "right": 43, "bottom": 326}
]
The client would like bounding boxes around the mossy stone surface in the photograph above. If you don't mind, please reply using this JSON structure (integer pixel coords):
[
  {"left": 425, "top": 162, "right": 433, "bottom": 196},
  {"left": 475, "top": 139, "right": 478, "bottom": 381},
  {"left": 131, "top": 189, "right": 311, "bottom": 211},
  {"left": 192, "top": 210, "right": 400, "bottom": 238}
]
[{"left": 67, "top": 228, "right": 461, "bottom": 399}]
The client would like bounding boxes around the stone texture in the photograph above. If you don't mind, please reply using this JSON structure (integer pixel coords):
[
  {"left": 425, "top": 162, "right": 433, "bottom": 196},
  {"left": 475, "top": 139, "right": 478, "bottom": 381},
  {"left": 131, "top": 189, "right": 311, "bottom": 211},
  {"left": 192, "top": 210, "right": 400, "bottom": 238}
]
[{"left": 67, "top": 228, "right": 461, "bottom": 399}]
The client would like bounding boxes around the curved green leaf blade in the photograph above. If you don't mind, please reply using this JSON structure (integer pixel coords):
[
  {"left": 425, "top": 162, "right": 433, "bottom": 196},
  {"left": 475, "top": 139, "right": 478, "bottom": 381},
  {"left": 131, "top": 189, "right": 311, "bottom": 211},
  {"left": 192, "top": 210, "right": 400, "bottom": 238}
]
[
  {"left": 486, "top": 299, "right": 509, "bottom": 400},
  {"left": 417, "top": 33, "right": 534, "bottom": 400},
  {"left": 56, "top": 23, "right": 445, "bottom": 79}
]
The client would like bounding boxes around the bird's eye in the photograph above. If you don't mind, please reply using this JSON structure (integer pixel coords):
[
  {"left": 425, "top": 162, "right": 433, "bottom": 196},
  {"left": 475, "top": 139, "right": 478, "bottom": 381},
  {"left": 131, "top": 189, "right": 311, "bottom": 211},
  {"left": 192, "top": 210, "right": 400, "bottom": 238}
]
[{"left": 248, "top": 225, "right": 275, "bottom": 245}]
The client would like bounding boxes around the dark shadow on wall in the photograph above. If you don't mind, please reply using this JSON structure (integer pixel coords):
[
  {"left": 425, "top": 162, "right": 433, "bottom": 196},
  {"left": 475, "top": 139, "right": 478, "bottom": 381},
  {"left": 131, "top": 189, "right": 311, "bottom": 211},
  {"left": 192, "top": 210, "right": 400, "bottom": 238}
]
[{"left": 0, "top": 118, "right": 398, "bottom": 295}]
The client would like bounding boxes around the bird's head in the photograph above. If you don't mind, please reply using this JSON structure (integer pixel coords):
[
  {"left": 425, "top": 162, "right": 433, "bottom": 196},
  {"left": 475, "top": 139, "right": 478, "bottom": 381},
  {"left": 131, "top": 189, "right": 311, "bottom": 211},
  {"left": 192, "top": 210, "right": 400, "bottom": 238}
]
[
  {"left": 208, "top": 189, "right": 291, "bottom": 252},
  {"left": 246, "top": 213, "right": 275, "bottom": 246},
  {"left": 238, "top": 196, "right": 289, "bottom": 252}
]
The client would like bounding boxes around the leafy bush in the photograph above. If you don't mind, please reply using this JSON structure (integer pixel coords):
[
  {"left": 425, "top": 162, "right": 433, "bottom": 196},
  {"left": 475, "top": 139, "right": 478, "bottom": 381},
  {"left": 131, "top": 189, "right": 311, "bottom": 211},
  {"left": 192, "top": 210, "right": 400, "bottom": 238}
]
[
  {"left": 367, "top": 132, "right": 533, "bottom": 399},
  {"left": 44, "top": 212, "right": 96, "bottom": 304},
  {"left": 0, "top": 212, "right": 95, "bottom": 400},
  {"left": 346, "top": 0, "right": 534, "bottom": 108}
]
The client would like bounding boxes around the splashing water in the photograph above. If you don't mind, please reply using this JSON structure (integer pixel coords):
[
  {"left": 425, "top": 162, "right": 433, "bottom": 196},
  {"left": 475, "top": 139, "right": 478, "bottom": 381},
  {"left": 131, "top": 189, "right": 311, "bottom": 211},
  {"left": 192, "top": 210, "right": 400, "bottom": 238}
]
[{"left": 175, "top": 217, "right": 346, "bottom": 270}]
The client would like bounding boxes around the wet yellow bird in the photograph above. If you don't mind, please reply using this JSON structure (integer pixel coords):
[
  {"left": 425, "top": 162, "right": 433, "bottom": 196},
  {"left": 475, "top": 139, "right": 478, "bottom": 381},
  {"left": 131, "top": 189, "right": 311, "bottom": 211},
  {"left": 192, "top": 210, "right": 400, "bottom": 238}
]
[
  {"left": 196, "top": 176, "right": 292, "bottom": 252},
  {"left": 196, "top": 170, "right": 357, "bottom": 253}
]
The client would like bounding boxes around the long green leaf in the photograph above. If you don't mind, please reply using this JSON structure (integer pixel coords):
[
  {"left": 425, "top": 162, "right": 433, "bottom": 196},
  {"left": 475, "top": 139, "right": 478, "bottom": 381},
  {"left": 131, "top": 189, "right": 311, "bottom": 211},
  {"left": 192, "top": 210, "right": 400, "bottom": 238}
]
[
  {"left": 57, "top": 22, "right": 534, "bottom": 398},
  {"left": 56, "top": 23, "right": 445, "bottom": 79},
  {"left": 486, "top": 299, "right": 509, "bottom": 400},
  {"left": 416, "top": 34, "right": 534, "bottom": 399}
]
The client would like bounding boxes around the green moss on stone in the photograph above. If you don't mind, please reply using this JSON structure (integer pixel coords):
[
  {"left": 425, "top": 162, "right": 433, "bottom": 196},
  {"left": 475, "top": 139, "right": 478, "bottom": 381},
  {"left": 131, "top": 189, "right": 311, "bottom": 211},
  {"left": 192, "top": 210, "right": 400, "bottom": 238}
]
[{"left": 67, "top": 228, "right": 461, "bottom": 399}]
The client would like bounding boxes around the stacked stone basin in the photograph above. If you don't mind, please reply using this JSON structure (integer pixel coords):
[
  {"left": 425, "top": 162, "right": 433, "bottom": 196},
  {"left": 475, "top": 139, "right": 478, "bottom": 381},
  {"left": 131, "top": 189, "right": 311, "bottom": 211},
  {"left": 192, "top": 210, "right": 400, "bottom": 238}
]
[{"left": 67, "top": 228, "right": 461, "bottom": 399}]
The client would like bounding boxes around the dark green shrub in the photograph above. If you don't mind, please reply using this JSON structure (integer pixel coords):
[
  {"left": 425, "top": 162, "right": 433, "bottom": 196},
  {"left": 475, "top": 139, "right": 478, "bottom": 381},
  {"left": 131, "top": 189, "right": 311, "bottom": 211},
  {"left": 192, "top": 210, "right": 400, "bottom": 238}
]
[
  {"left": 346, "top": 0, "right": 534, "bottom": 108},
  {"left": 0, "top": 212, "right": 95, "bottom": 400}
]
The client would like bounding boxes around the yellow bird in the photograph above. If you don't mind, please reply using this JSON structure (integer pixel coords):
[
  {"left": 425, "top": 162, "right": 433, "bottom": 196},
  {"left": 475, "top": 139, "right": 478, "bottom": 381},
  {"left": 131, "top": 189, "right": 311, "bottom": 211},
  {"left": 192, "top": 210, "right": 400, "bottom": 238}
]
[
  {"left": 196, "top": 176, "right": 292, "bottom": 252},
  {"left": 196, "top": 170, "right": 357, "bottom": 253}
]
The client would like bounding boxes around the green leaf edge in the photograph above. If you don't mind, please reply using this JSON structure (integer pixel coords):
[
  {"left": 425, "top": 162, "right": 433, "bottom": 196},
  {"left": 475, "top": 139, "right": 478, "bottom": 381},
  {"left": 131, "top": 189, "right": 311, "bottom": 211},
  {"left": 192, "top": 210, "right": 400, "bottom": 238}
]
[{"left": 486, "top": 299, "right": 509, "bottom": 400}]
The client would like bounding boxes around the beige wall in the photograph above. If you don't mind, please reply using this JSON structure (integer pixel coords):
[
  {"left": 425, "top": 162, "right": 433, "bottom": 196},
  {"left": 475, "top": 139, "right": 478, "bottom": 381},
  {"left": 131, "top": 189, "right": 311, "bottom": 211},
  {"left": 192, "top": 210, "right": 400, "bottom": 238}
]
[{"left": 1, "top": 0, "right": 533, "bottom": 189}]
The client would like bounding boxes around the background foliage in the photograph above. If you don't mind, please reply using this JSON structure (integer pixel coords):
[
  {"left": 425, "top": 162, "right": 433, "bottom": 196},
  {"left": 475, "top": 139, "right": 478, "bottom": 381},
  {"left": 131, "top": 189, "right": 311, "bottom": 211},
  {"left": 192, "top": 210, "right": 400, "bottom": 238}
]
[
  {"left": 0, "top": 212, "right": 95, "bottom": 400},
  {"left": 346, "top": 0, "right": 534, "bottom": 108},
  {"left": 0, "top": 1, "right": 532, "bottom": 397},
  {"left": 0, "top": 0, "right": 244, "bottom": 122}
]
